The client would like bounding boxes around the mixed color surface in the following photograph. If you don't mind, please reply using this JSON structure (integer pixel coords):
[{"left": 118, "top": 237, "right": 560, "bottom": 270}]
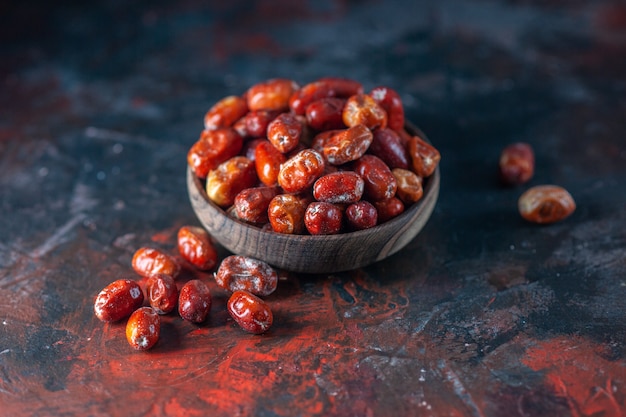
[{"left": 1, "top": 0, "right": 625, "bottom": 415}]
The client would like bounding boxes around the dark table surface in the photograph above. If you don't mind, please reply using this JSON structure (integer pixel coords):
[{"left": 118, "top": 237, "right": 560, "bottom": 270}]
[{"left": 2, "top": 1, "right": 626, "bottom": 416}]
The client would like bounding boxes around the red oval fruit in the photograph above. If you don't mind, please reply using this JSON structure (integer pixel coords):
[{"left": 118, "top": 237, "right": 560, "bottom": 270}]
[
  {"left": 178, "top": 280, "right": 212, "bottom": 323},
  {"left": 304, "top": 202, "right": 343, "bottom": 235},
  {"left": 518, "top": 185, "right": 576, "bottom": 224},
  {"left": 313, "top": 171, "right": 364, "bottom": 204},
  {"left": 132, "top": 247, "right": 181, "bottom": 279},
  {"left": 146, "top": 274, "right": 179, "bottom": 315},
  {"left": 215, "top": 255, "right": 278, "bottom": 296},
  {"left": 177, "top": 226, "right": 217, "bottom": 271},
  {"left": 227, "top": 290, "right": 273, "bottom": 334},
  {"left": 94, "top": 279, "right": 144, "bottom": 322},
  {"left": 126, "top": 307, "right": 161, "bottom": 351}
]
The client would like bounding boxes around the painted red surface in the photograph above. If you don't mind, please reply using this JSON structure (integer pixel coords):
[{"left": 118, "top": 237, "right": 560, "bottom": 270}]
[{"left": 522, "top": 336, "right": 625, "bottom": 417}]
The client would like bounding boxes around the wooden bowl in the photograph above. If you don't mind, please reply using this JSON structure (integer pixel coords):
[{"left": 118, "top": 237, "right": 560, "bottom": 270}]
[{"left": 187, "top": 124, "right": 440, "bottom": 273}]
